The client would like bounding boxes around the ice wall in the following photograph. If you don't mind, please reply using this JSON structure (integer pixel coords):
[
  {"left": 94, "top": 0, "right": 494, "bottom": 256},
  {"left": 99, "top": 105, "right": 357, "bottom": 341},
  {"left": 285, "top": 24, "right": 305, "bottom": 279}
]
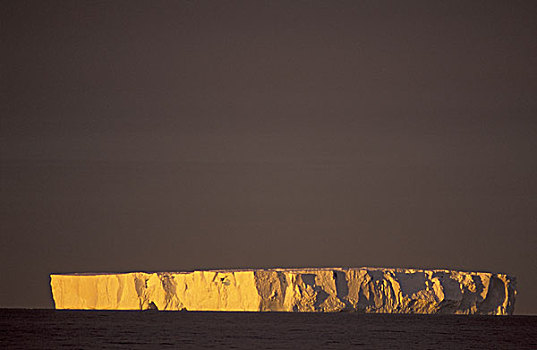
[{"left": 50, "top": 267, "right": 516, "bottom": 315}]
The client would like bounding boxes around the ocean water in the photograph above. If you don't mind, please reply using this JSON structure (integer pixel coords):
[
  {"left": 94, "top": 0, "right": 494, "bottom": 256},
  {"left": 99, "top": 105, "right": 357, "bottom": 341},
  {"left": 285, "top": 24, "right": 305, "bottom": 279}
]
[{"left": 1, "top": 309, "right": 536, "bottom": 349}]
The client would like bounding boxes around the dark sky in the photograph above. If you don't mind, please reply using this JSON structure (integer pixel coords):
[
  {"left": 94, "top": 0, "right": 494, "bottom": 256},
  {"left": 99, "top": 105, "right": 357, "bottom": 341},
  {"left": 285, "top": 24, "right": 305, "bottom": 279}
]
[{"left": 2, "top": 0, "right": 536, "bottom": 314}]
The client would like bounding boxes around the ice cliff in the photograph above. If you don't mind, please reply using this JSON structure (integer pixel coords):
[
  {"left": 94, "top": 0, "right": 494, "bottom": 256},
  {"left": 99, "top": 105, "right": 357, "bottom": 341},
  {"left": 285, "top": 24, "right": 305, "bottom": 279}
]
[{"left": 50, "top": 267, "right": 516, "bottom": 315}]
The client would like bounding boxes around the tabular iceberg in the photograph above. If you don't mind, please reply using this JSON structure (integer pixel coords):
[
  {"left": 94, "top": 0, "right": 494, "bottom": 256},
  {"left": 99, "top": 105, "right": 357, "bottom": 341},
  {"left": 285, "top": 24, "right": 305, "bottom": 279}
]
[{"left": 50, "top": 267, "right": 516, "bottom": 315}]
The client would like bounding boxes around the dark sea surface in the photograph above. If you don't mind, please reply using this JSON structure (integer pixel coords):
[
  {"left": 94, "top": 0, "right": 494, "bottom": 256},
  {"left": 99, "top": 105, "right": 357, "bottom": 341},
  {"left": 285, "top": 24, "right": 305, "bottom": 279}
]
[{"left": 1, "top": 309, "right": 536, "bottom": 349}]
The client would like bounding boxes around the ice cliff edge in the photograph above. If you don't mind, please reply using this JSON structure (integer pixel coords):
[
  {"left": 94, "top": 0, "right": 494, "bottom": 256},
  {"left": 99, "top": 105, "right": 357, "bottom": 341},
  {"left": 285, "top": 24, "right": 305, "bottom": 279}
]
[{"left": 50, "top": 267, "right": 516, "bottom": 315}]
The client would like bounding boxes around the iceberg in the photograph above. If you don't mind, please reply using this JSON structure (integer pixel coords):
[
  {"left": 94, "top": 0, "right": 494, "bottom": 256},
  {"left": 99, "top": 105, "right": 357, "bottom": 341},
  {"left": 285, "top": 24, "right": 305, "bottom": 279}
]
[{"left": 50, "top": 267, "right": 516, "bottom": 315}]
